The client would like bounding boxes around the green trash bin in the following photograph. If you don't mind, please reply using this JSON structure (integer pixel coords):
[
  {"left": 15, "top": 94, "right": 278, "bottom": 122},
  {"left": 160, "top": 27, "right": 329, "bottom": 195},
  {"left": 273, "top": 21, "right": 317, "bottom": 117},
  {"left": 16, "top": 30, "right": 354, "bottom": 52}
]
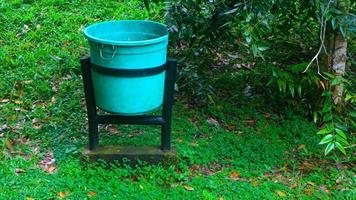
[{"left": 84, "top": 20, "right": 169, "bottom": 115}]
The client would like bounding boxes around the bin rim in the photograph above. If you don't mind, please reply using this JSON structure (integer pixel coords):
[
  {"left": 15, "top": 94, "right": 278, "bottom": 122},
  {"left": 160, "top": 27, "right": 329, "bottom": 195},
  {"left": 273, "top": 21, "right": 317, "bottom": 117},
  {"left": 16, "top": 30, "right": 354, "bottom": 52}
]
[{"left": 84, "top": 20, "right": 169, "bottom": 46}]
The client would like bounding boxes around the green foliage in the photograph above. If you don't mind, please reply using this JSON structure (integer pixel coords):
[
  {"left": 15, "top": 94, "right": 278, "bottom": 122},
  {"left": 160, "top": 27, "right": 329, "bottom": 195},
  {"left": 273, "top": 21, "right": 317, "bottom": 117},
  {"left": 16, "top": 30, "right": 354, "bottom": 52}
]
[
  {"left": 315, "top": 73, "right": 355, "bottom": 155},
  {"left": 267, "top": 67, "right": 355, "bottom": 156},
  {"left": 0, "top": 0, "right": 354, "bottom": 198},
  {"left": 166, "top": 0, "right": 237, "bottom": 48},
  {"left": 316, "top": 0, "right": 354, "bottom": 38},
  {"left": 152, "top": 0, "right": 355, "bottom": 157},
  {"left": 266, "top": 0, "right": 355, "bottom": 156},
  {"left": 268, "top": 62, "right": 321, "bottom": 99}
]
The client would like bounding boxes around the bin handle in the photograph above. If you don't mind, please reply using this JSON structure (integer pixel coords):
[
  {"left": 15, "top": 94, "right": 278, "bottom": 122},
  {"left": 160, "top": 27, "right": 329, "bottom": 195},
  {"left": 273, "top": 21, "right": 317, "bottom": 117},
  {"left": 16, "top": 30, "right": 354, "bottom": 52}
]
[{"left": 99, "top": 44, "right": 117, "bottom": 60}]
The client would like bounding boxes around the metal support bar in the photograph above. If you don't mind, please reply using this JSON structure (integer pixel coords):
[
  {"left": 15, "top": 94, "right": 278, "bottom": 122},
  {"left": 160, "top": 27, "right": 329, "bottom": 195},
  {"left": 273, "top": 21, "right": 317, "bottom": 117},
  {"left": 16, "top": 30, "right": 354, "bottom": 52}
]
[
  {"left": 81, "top": 56, "right": 99, "bottom": 150},
  {"left": 161, "top": 59, "right": 177, "bottom": 151},
  {"left": 97, "top": 115, "right": 165, "bottom": 125},
  {"left": 81, "top": 57, "right": 176, "bottom": 152}
]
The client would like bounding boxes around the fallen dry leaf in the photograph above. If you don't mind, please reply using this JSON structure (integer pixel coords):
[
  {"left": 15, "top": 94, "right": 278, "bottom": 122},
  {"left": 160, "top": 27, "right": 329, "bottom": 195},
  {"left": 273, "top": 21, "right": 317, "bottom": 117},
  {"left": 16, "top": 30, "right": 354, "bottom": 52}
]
[
  {"left": 176, "top": 138, "right": 183, "bottom": 143},
  {"left": 297, "top": 144, "right": 306, "bottom": 150},
  {"left": 58, "top": 191, "right": 68, "bottom": 199},
  {"left": 290, "top": 183, "right": 298, "bottom": 189},
  {"left": 335, "top": 175, "right": 344, "bottom": 184},
  {"left": 14, "top": 100, "right": 23, "bottom": 104},
  {"left": 201, "top": 167, "right": 214, "bottom": 176},
  {"left": 32, "top": 118, "right": 41, "bottom": 124},
  {"left": 16, "top": 24, "right": 30, "bottom": 37},
  {"left": 26, "top": 197, "right": 34, "bottom": 200},
  {"left": 229, "top": 170, "right": 240, "bottom": 180},
  {"left": 33, "top": 124, "right": 42, "bottom": 130},
  {"left": 6, "top": 139, "right": 14, "bottom": 151},
  {"left": 252, "top": 181, "right": 259, "bottom": 187},
  {"left": 51, "top": 96, "right": 57, "bottom": 103},
  {"left": 200, "top": 163, "right": 223, "bottom": 176},
  {"left": 38, "top": 151, "right": 56, "bottom": 173},
  {"left": 227, "top": 125, "right": 236, "bottom": 131},
  {"left": 47, "top": 166, "right": 57, "bottom": 174},
  {"left": 207, "top": 117, "right": 219, "bottom": 127},
  {"left": 244, "top": 119, "right": 256, "bottom": 126},
  {"left": 298, "top": 161, "right": 317, "bottom": 172},
  {"left": 106, "top": 124, "right": 119, "bottom": 134},
  {"left": 336, "top": 163, "right": 346, "bottom": 170},
  {"left": 242, "top": 63, "right": 253, "bottom": 69},
  {"left": 0, "top": 124, "right": 8, "bottom": 132},
  {"left": 89, "top": 191, "right": 96, "bottom": 197},
  {"left": 320, "top": 185, "right": 330, "bottom": 193},
  {"left": 189, "top": 141, "right": 199, "bottom": 147},
  {"left": 307, "top": 181, "right": 315, "bottom": 186},
  {"left": 15, "top": 168, "right": 25, "bottom": 174},
  {"left": 39, "top": 101, "right": 46, "bottom": 108},
  {"left": 127, "top": 130, "right": 143, "bottom": 138},
  {"left": 189, "top": 164, "right": 201, "bottom": 173},
  {"left": 276, "top": 190, "right": 287, "bottom": 197},
  {"left": 183, "top": 185, "right": 194, "bottom": 191},
  {"left": 265, "top": 112, "right": 271, "bottom": 118},
  {"left": 24, "top": 80, "right": 33, "bottom": 84},
  {"left": 319, "top": 81, "right": 325, "bottom": 90},
  {"left": 233, "top": 63, "right": 242, "bottom": 69},
  {"left": 304, "top": 189, "right": 314, "bottom": 196},
  {"left": 18, "top": 135, "right": 30, "bottom": 145}
]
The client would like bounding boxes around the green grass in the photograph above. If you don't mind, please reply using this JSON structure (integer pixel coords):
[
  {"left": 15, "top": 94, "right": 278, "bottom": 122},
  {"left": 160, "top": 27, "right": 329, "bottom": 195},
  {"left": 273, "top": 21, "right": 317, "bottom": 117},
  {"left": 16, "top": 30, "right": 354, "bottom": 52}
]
[{"left": 0, "top": 0, "right": 354, "bottom": 199}]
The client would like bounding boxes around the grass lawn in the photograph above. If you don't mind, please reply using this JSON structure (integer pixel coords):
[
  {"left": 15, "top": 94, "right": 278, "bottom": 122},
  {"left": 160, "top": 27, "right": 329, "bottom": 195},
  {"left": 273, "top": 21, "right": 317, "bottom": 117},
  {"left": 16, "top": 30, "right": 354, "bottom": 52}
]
[{"left": 0, "top": 1, "right": 354, "bottom": 199}]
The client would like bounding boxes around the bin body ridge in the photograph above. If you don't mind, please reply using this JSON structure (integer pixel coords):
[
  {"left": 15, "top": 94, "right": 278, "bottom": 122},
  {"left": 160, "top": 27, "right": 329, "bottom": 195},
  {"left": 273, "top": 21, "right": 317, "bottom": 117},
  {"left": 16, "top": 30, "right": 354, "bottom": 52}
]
[{"left": 84, "top": 20, "right": 169, "bottom": 115}]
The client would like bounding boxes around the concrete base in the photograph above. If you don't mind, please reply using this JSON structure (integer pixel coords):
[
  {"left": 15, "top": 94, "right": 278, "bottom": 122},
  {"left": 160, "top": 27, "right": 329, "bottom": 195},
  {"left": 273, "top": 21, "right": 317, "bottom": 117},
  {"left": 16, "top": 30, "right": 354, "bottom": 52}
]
[{"left": 82, "top": 145, "right": 178, "bottom": 167}]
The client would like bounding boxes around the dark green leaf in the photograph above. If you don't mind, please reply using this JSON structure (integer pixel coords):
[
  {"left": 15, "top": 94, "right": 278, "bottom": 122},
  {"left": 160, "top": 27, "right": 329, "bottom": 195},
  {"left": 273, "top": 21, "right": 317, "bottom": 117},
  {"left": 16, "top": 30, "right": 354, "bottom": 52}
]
[
  {"left": 339, "top": 26, "right": 346, "bottom": 38},
  {"left": 323, "top": 72, "right": 335, "bottom": 79},
  {"left": 290, "top": 62, "right": 308, "bottom": 73},
  {"left": 323, "top": 113, "right": 332, "bottom": 122},
  {"left": 335, "top": 142, "right": 346, "bottom": 155},
  {"left": 331, "top": 78, "right": 341, "bottom": 86},
  {"left": 277, "top": 79, "right": 286, "bottom": 93},
  {"left": 326, "top": 123, "right": 334, "bottom": 131},
  {"left": 313, "top": 112, "right": 318, "bottom": 123},
  {"left": 331, "top": 18, "right": 336, "bottom": 30},
  {"left": 272, "top": 69, "right": 277, "bottom": 77},
  {"left": 221, "top": 8, "right": 238, "bottom": 16},
  {"left": 258, "top": 46, "right": 268, "bottom": 51},
  {"left": 322, "top": 101, "right": 331, "bottom": 113},
  {"left": 335, "top": 128, "right": 347, "bottom": 139},
  {"left": 319, "top": 134, "right": 333, "bottom": 145},
  {"left": 321, "top": 91, "right": 332, "bottom": 97},
  {"left": 335, "top": 123, "right": 348, "bottom": 132},
  {"left": 324, "top": 142, "right": 335, "bottom": 155},
  {"left": 335, "top": 135, "right": 349, "bottom": 146},
  {"left": 297, "top": 84, "right": 302, "bottom": 97},
  {"left": 317, "top": 128, "right": 330, "bottom": 135},
  {"left": 252, "top": 44, "right": 258, "bottom": 57},
  {"left": 289, "top": 82, "right": 295, "bottom": 97}
]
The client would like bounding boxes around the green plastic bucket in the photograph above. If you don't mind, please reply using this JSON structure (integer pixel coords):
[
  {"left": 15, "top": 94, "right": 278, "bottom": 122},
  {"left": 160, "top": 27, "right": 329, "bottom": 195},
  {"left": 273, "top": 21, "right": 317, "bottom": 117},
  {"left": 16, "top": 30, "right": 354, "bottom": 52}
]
[{"left": 84, "top": 20, "right": 169, "bottom": 115}]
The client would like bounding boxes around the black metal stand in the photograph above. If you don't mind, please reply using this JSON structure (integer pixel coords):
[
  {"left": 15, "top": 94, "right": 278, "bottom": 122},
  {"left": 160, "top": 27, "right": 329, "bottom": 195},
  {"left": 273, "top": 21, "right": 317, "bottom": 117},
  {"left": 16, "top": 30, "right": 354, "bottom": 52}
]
[{"left": 80, "top": 56, "right": 176, "bottom": 151}]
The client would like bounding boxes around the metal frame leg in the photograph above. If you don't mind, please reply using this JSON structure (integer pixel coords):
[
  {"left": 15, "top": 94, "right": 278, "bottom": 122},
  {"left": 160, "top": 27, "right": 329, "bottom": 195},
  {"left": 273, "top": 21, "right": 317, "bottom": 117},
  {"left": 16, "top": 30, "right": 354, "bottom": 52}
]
[
  {"left": 81, "top": 57, "right": 176, "bottom": 151},
  {"left": 161, "top": 59, "right": 177, "bottom": 151},
  {"left": 81, "top": 56, "right": 99, "bottom": 150}
]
